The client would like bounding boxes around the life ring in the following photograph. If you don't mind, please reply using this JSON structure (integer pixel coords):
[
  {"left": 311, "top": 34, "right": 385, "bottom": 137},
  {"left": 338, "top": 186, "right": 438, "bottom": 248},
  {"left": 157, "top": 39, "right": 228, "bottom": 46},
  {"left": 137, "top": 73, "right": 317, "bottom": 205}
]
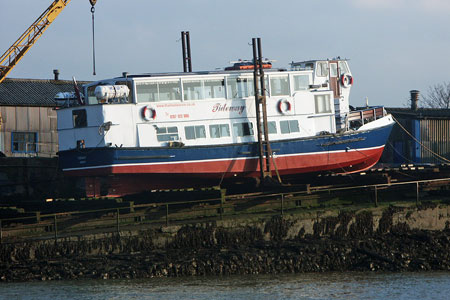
[
  {"left": 142, "top": 105, "right": 156, "bottom": 121},
  {"left": 277, "top": 99, "right": 292, "bottom": 114},
  {"left": 340, "top": 74, "right": 353, "bottom": 88}
]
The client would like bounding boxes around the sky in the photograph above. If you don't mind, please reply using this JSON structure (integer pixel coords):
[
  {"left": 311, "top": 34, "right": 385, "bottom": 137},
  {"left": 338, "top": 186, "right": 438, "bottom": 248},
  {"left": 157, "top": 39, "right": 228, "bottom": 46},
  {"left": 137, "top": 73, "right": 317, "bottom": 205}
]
[{"left": 1, "top": 0, "right": 450, "bottom": 108}]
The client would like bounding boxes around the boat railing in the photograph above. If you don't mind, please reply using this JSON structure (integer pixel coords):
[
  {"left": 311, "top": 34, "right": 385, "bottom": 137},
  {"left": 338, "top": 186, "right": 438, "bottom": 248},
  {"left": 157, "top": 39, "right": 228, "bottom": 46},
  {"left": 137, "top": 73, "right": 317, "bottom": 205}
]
[{"left": 348, "top": 106, "right": 385, "bottom": 126}]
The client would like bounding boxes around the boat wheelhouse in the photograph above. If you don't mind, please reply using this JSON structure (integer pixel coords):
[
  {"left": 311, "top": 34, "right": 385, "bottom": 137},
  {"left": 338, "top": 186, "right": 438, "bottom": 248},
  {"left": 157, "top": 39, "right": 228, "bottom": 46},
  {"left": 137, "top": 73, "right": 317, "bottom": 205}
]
[{"left": 57, "top": 59, "right": 394, "bottom": 197}]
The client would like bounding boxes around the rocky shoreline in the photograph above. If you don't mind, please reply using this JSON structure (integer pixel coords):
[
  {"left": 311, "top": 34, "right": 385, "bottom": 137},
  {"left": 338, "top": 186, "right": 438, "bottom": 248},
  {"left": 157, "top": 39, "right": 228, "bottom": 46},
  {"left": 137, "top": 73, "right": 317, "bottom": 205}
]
[{"left": 1, "top": 206, "right": 450, "bottom": 282}]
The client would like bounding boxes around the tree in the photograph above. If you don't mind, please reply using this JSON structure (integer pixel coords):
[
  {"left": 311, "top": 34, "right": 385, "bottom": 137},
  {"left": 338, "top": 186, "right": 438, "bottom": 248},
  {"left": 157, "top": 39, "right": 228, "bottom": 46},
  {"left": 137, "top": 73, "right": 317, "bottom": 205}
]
[{"left": 423, "top": 82, "right": 450, "bottom": 109}]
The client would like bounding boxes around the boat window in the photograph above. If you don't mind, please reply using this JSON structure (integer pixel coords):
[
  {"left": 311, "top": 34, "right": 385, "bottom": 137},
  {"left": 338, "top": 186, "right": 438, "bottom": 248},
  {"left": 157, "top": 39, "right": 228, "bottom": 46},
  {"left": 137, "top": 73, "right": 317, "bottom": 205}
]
[
  {"left": 262, "top": 121, "right": 277, "bottom": 135},
  {"left": 338, "top": 61, "right": 349, "bottom": 74},
  {"left": 87, "top": 85, "right": 99, "bottom": 105},
  {"left": 227, "top": 77, "right": 254, "bottom": 99},
  {"left": 136, "top": 80, "right": 181, "bottom": 103},
  {"left": 136, "top": 82, "right": 158, "bottom": 103},
  {"left": 185, "top": 125, "right": 206, "bottom": 140},
  {"left": 329, "top": 63, "right": 338, "bottom": 77},
  {"left": 183, "top": 80, "right": 204, "bottom": 100},
  {"left": 314, "top": 94, "right": 332, "bottom": 113},
  {"left": 209, "top": 124, "right": 230, "bottom": 138},
  {"left": 280, "top": 120, "right": 300, "bottom": 134},
  {"left": 204, "top": 79, "right": 226, "bottom": 99},
  {"left": 72, "top": 109, "right": 87, "bottom": 128},
  {"left": 156, "top": 126, "right": 179, "bottom": 142},
  {"left": 158, "top": 81, "right": 182, "bottom": 101},
  {"left": 293, "top": 75, "right": 309, "bottom": 91},
  {"left": 316, "top": 62, "right": 328, "bottom": 77},
  {"left": 270, "top": 75, "right": 289, "bottom": 96},
  {"left": 233, "top": 122, "right": 254, "bottom": 137}
]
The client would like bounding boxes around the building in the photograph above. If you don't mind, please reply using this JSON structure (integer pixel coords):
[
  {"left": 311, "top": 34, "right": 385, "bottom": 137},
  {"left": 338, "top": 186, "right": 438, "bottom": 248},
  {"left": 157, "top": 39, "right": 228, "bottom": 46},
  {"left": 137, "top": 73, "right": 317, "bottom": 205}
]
[
  {"left": 384, "top": 91, "right": 450, "bottom": 165},
  {"left": 0, "top": 76, "right": 84, "bottom": 157}
]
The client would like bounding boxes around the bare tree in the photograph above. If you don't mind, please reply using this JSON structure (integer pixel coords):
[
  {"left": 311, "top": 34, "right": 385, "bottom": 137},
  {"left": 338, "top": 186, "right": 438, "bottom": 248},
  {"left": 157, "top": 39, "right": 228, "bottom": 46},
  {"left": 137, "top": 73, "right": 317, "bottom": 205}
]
[{"left": 423, "top": 82, "right": 450, "bottom": 109}]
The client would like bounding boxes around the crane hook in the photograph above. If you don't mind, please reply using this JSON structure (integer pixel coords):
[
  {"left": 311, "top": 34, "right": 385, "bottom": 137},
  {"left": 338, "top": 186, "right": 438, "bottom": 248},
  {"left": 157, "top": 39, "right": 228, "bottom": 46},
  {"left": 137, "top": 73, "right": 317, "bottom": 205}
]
[{"left": 89, "top": 0, "right": 97, "bottom": 6}]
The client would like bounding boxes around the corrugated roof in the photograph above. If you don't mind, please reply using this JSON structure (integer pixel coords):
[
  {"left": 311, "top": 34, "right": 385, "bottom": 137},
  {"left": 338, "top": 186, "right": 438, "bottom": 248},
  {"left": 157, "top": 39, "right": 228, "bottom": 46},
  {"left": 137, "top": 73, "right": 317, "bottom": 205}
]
[
  {"left": 0, "top": 78, "right": 89, "bottom": 107},
  {"left": 386, "top": 107, "right": 450, "bottom": 119}
]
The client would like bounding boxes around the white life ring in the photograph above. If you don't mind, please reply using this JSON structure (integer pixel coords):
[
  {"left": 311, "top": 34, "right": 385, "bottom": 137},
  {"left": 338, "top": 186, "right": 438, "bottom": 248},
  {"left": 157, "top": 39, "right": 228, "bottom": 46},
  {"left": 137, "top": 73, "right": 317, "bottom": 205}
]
[
  {"left": 142, "top": 105, "right": 156, "bottom": 121},
  {"left": 340, "top": 74, "right": 353, "bottom": 88},
  {"left": 277, "top": 99, "right": 292, "bottom": 114}
]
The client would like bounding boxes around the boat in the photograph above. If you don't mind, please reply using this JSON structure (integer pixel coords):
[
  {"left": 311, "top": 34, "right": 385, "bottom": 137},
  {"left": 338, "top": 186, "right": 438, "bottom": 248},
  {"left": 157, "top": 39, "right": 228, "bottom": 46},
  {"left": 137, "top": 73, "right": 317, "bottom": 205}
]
[{"left": 56, "top": 58, "right": 395, "bottom": 197}]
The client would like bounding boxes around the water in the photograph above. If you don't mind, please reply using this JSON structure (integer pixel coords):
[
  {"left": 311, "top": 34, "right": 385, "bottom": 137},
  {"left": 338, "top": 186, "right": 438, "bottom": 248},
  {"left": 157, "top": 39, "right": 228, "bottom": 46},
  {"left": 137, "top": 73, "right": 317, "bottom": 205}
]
[{"left": 1, "top": 272, "right": 449, "bottom": 300}]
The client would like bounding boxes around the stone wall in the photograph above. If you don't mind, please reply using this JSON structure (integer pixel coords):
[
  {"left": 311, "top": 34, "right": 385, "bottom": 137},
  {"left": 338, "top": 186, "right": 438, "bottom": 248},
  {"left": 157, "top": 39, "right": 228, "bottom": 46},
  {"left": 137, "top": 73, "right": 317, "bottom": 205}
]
[{"left": 1, "top": 204, "right": 449, "bottom": 281}]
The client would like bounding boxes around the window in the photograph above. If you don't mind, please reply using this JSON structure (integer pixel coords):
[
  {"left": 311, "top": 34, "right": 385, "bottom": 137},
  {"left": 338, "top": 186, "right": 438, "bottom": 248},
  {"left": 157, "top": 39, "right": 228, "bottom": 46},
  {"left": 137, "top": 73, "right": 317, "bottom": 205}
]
[
  {"left": 227, "top": 77, "right": 254, "bottom": 99},
  {"left": 156, "top": 126, "right": 179, "bottom": 142},
  {"left": 136, "top": 80, "right": 181, "bottom": 103},
  {"left": 12, "top": 132, "right": 37, "bottom": 153},
  {"left": 329, "top": 63, "right": 338, "bottom": 77},
  {"left": 338, "top": 61, "right": 349, "bottom": 74},
  {"left": 185, "top": 125, "right": 206, "bottom": 140},
  {"left": 293, "top": 75, "right": 309, "bottom": 91},
  {"left": 270, "top": 75, "right": 289, "bottom": 96},
  {"left": 183, "top": 80, "right": 204, "bottom": 100},
  {"left": 209, "top": 124, "right": 231, "bottom": 138},
  {"left": 316, "top": 62, "right": 328, "bottom": 77},
  {"left": 315, "top": 94, "right": 332, "bottom": 113},
  {"left": 87, "top": 85, "right": 99, "bottom": 105},
  {"left": 280, "top": 120, "right": 300, "bottom": 134},
  {"left": 72, "top": 109, "right": 87, "bottom": 128},
  {"left": 233, "top": 122, "right": 254, "bottom": 137},
  {"left": 204, "top": 79, "right": 225, "bottom": 99},
  {"left": 262, "top": 121, "right": 277, "bottom": 135}
]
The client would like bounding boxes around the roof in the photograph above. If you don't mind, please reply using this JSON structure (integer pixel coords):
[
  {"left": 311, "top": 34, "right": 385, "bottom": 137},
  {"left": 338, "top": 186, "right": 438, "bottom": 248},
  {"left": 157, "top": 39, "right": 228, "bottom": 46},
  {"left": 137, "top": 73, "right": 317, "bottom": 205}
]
[
  {"left": 0, "top": 78, "right": 89, "bottom": 107},
  {"left": 386, "top": 107, "right": 450, "bottom": 119}
]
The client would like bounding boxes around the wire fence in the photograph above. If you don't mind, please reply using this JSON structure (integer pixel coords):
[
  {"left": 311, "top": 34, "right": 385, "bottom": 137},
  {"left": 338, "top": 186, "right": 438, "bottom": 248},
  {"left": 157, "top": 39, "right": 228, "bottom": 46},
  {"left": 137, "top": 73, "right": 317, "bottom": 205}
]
[{"left": 1, "top": 177, "right": 449, "bottom": 244}]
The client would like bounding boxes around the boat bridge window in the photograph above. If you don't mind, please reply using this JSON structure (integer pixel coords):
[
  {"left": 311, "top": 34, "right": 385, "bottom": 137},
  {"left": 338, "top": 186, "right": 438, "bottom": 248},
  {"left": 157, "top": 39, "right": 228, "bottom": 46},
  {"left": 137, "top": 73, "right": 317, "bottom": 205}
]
[
  {"left": 270, "top": 75, "right": 289, "bottom": 96},
  {"left": 156, "top": 126, "right": 179, "bottom": 142},
  {"left": 280, "top": 120, "right": 300, "bottom": 134},
  {"left": 316, "top": 62, "right": 328, "bottom": 77},
  {"left": 227, "top": 77, "right": 254, "bottom": 99},
  {"left": 185, "top": 125, "right": 206, "bottom": 140},
  {"left": 293, "top": 75, "right": 309, "bottom": 91},
  {"left": 204, "top": 79, "right": 225, "bottom": 99},
  {"left": 87, "top": 85, "right": 99, "bottom": 105},
  {"left": 209, "top": 124, "right": 230, "bottom": 138},
  {"left": 329, "top": 63, "right": 338, "bottom": 77},
  {"left": 136, "top": 80, "right": 181, "bottom": 103},
  {"left": 338, "top": 61, "right": 349, "bottom": 74},
  {"left": 72, "top": 109, "right": 87, "bottom": 128},
  {"left": 314, "top": 94, "right": 332, "bottom": 113},
  {"left": 233, "top": 122, "right": 254, "bottom": 137}
]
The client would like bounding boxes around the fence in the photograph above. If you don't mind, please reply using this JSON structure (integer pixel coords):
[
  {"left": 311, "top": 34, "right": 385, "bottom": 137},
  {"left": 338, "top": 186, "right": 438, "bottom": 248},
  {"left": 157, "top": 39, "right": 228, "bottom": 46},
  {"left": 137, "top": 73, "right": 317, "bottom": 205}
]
[{"left": 1, "top": 177, "right": 449, "bottom": 244}]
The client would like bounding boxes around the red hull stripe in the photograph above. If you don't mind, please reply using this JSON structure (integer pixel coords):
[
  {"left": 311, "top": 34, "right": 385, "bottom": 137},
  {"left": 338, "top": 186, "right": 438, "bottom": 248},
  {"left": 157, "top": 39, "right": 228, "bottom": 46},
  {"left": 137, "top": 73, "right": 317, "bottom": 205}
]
[{"left": 65, "top": 145, "right": 385, "bottom": 176}]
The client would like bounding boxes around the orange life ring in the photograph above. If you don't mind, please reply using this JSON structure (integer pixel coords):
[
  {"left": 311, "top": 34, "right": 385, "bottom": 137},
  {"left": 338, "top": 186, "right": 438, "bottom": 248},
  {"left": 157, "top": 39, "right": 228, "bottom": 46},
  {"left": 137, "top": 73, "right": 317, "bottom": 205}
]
[
  {"left": 277, "top": 99, "right": 292, "bottom": 114},
  {"left": 142, "top": 105, "right": 156, "bottom": 121},
  {"left": 340, "top": 74, "right": 353, "bottom": 88}
]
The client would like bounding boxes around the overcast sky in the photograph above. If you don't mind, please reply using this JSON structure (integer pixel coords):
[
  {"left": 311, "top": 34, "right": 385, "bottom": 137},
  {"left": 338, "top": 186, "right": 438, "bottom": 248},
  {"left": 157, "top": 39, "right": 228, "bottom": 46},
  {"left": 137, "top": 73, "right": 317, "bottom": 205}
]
[{"left": 2, "top": 0, "right": 450, "bottom": 107}]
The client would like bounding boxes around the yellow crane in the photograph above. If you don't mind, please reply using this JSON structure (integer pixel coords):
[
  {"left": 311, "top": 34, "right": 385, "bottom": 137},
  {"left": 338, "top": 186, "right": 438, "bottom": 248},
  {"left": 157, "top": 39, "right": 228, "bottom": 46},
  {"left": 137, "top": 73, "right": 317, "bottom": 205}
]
[{"left": 0, "top": 0, "right": 97, "bottom": 84}]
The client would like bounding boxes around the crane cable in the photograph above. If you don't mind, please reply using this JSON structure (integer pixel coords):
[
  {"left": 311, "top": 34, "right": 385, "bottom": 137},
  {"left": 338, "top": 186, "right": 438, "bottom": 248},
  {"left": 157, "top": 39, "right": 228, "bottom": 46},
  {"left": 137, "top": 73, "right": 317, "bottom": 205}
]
[
  {"left": 392, "top": 115, "right": 450, "bottom": 164},
  {"left": 90, "top": 0, "right": 97, "bottom": 75}
]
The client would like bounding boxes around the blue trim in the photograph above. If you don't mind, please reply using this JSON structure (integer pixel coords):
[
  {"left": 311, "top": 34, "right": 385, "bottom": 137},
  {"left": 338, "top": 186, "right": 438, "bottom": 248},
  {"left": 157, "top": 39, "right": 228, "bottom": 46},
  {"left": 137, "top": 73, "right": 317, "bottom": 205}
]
[{"left": 59, "top": 123, "right": 394, "bottom": 172}]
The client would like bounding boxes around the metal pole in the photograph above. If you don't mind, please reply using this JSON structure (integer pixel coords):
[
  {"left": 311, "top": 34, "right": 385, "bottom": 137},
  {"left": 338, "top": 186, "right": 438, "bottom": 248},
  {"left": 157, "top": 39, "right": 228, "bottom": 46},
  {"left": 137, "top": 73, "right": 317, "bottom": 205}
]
[
  {"left": 281, "top": 194, "right": 284, "bottom": 216},
  {"left": 257, "top": 38, "right": 272, "bottom": 176},
  {"left": 116, "top": 208, "right": 120, "bottom": 234},
  {"left": 186, "top": 31, "right": 192, "bottom": 72},
  {"left": 54, "top": 214, "right": 57, "bottom": 242},
  {"left": 374, "top": 186, "right": 378, "bottom": 207},
  {"left": 181, "top": 32, "right": 187, "bottom": 72},
  {"left": 416, "top": 182, "right": 419, "bottom": 205},
  {"left": 252, "top": 38, "right": 265, "bottom": 182},
  {"left": 166, "top": 204, "right": 169, "bottom": 226}
]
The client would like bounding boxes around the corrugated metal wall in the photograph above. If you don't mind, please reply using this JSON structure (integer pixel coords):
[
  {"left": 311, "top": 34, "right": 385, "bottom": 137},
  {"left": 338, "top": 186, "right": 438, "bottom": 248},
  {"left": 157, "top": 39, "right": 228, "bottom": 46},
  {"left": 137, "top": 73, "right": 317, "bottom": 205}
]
[
  {"left": 420, "top": 119, "right": 450, "bottom": 164},
  {"left": 0, "top": 106, "right": 58, "bottom": 157}
]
